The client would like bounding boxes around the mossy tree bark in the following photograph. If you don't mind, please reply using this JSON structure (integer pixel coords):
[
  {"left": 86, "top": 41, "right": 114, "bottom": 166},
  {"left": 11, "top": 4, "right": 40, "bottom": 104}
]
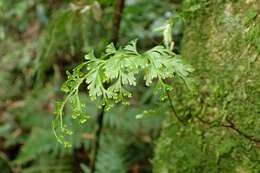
[{"left": 153, "top": 0, "right": 260, "bottom": 172}]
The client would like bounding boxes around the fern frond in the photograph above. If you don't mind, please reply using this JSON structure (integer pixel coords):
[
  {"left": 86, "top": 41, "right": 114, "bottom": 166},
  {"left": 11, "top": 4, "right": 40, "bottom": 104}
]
[{"left": 53, "top": 20, "right": 194, "bottom": 147}]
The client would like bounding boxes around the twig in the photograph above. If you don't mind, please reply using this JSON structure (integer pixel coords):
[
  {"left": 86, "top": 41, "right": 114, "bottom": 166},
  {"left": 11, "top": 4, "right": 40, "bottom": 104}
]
[
  {"left": 194, "top": 108, "right": 260, "bottom": 145},
  {"left": 111, "top": 0, "right": 125, "bottom": 45},
  {"left": 166, "top": 91, "right": 184, "bottom": 124},
  {"left": 224, "top": 116, "right": 260, "bottom": 144},
  {"left": 91, "top": 108, "right": 104, "bottom": 173}
]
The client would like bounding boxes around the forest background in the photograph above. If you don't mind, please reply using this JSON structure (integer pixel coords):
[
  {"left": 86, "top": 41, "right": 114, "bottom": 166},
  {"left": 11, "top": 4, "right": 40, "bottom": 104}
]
[{"left": 0, "top": 0, "right": 259, "bottom": 173}]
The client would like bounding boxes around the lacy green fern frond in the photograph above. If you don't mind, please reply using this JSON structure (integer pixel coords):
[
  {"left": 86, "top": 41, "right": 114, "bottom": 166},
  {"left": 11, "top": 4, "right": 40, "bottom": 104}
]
[{"left": 53, "top": 20, "right": 194, "bottom": 147}]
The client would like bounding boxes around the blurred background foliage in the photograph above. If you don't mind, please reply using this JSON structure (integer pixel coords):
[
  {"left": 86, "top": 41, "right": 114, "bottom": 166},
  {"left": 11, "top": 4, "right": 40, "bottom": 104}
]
[
  {"left": 0, "top": 0, "right": 259, "bottom": 173},
  {"left": 0, "top": 0, "right": 181, "bottom": 173}
]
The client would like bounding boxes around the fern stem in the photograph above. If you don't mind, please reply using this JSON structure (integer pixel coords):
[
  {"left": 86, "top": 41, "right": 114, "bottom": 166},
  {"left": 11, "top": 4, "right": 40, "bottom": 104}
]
[{"left": 91, "top": 108, "right": 105, "bottom": 173}]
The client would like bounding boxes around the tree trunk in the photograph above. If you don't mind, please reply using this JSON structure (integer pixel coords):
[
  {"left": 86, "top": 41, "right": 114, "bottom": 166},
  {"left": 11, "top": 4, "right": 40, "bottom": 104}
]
[{"left": 153, "top": 0, "right": 260, "bottom": 172}]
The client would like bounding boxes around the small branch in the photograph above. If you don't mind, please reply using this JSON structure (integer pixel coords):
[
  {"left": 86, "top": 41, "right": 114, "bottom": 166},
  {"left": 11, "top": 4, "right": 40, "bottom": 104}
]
[
  {"left": 194, "top": 110, "right": 260, "bottom": 145},
  {"left": 166, "top": 94, "right": 260, "bottom": 145},
  {"left": 111, "top": 0, "right": 125, "bottom": 45},
  {"left": 166, "top": 91, "right": 184, "bottom": 124},
  {"left": 91, "top": 108, "right": 104, "bottom": 173},
  {"left": 224, "top": 116, "right": 260, "bottom": 144}
]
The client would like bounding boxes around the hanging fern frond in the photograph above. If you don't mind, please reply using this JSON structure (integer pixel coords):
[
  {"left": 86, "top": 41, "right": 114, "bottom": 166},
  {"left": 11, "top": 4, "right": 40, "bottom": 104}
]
[{"left": 53, "top": 19, "right": 194, "bottom": 147}]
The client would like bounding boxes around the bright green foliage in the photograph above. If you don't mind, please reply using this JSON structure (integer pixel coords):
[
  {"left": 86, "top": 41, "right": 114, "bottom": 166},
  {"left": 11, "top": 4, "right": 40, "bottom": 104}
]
[{"left": 53, "top": 20, "right": 194, "bottom": 146}]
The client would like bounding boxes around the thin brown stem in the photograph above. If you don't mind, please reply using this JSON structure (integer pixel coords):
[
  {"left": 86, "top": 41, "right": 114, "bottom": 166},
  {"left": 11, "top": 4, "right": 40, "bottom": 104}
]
[
  {"left": 194, "top": 111, "right": 260, "bottom": 145},
  {"left": 91, "top": 108, "right": 104, "bottom": 173},
  {"left": 167, "top": 91, "right": 184, "bottom": 124},
  {"left": 111, "top": 0, "right": 125, "bottom": 45},
  {"left": 224, "top": 117, "right": 260, "bottom": 144}
]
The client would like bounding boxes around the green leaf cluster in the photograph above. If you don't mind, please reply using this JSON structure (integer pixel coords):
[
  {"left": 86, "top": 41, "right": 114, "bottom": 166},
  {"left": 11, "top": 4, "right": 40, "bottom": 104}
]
[{"left": 53, "top": 21, "right": 194, "bottom": 146}]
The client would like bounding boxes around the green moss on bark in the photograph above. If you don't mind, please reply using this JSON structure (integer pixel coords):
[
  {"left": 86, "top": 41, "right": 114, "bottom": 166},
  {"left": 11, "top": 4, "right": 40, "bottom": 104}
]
[{"left": 153, "top": 0, "right": 260, "bottom": 172}]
